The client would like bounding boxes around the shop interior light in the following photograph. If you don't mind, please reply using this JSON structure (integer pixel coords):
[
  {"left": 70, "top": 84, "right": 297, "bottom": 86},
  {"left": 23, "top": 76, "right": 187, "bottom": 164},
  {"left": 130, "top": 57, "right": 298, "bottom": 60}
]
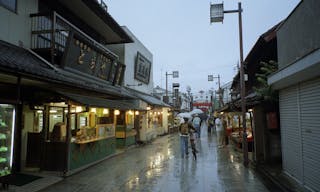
[
  {"left": 220, "top": 112, "right": 224, "bottom": 115},
  {"left": 150, "top": 112, "right": 153, "bottom": 115},
  {"left": 248, "top": 108, "right": 253, "bottom": 112},
  {"left": 64, "top": 109, "right": 68, "bottom": 113},
  {"left": 37, "top": 110, "right": 43, "bottom": 113},
  {"left": 91, "top": 108, "right": 97, "bottom": 113},
  {"left": 146, "top": 106, "right": 151, "bottom": 110},
  {"left": 114, "top": 110, "right": 120, "bottom": 115},
  {"left": 128, "top": 110, "right": 134, "bottom": 115},
  {"left": 103, "top": 108, "right": 109, "bottom": 114},
  {"left": 49, "top": 110, "right": 57, "bottom": 113},
  {"left": 158, "top": 112, "right": 161, "bottom": 115},
  {"left": 71, "top": 109, "right": 76, "bottom": 113},
  {"left": 135, "top": 111, "right": 139, "bottom": 115},
  {"left": 76, "top": 106, "right": 82, "bottom": 113},
  {"left": 10, "top": 108, "right": 15, "bottom": 167}
]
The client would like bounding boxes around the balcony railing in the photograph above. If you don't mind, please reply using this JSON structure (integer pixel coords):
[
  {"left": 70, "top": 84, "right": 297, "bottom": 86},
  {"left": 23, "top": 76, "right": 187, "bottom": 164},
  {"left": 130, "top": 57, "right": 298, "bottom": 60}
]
[
  {"left": 96, "top": 0, "right": 108, "bottom": 12},
  {"left": 30, "top": 11, "right": 117, "bottom": 65}
]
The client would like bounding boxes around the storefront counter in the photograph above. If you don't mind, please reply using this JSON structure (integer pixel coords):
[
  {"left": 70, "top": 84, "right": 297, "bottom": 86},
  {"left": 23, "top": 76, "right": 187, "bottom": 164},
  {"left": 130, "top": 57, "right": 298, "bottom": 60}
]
[
  {"left": 69, "top": 136, "right": 116, "bottom": 171},
  {"left": 73, "top": 136, "right": 111, "bottom": 144},
  {"left": 68, "top": 124, "right": 116, "bottom": 171},
  {"left": 116, "top": 127, "right": 136, "bottom": 148}
]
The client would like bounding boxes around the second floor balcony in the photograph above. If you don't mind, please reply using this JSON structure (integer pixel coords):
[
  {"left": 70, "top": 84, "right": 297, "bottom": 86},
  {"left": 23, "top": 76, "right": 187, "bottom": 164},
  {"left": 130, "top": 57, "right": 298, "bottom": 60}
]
[{"left": 30, "top": 11, "right": 126, "bottom": 86}]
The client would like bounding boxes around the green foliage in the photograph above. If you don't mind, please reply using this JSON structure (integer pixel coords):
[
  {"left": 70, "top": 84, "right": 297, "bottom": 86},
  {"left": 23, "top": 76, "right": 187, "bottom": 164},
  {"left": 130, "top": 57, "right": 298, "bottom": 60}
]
[{"left": 253, "top": 60, "right": 278, "bottom": 101}]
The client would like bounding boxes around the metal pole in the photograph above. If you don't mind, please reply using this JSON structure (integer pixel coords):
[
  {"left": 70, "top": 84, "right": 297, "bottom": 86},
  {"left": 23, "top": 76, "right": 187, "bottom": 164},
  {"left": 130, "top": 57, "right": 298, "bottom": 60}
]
[
  {"left": 238, "top": 2, "right": 249, "bottom": 167},
  {"left": 166, "top": 72, "right": 168, "bottom": 97}
]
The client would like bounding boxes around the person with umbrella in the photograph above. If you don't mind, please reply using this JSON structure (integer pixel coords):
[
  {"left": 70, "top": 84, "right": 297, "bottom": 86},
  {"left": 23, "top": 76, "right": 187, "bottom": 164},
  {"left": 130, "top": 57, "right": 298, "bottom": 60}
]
[
  {"left": 179, "top": 117, "right": 191, "bottom": 158},
  {"left": 192, "top": 114, "right": 201, "bottom": 138}
]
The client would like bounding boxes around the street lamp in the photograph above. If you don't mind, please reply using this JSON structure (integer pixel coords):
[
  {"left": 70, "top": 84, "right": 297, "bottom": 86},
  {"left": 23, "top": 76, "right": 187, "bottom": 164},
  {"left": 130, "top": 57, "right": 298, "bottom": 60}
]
[
  {"left": 210, "top": 2, "right": 248, "bottom": 167},
  {"left": 164, "top": 71, "right": 179, "bottom": 103}
]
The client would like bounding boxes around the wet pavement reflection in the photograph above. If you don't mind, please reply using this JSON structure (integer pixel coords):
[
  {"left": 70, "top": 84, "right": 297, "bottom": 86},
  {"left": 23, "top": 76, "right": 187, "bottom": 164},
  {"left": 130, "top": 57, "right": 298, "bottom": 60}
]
[{"left": 40, "top": 123, "right": 270, "bottom": 192}]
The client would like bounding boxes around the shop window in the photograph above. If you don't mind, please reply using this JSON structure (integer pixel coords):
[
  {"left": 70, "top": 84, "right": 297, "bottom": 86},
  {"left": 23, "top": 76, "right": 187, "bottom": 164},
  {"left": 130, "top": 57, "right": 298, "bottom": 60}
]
[
  {"left": 0, "top": 104, "right": 15, "bottom": 176},
  {"left": 70, "top": 113, "right": 76, "bottom": 130},
  {"left": 78, "top": 114, "right": 87, "bottom": 128},
  {"left": 33, "top": 110, "right": 43, "bottom": 132},
  {"left": 97, "top": 116, "right": 113, "bottom": 124},
  {"left": 49, "top": 107, "right": 64, "bottom": 132},
  {"left": 126, "top": 110, "right": 134, "bottom": 129},
  {"left": 1, "top": 0, "right": 17, "bottom": 12},
  {"left": 47, "top": 107, "right": 65, "bottom": 141},
  {"left": 116, "top": 110, "right": 125, "bottom": 125}
]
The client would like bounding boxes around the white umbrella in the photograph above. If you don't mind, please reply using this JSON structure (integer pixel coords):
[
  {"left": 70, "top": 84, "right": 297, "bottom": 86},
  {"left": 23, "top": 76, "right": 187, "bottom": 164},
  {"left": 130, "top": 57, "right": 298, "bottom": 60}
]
[
  {"left": 189, "top": 108, "right": 204, "bottom": 115},
  {"left": 177, "top": 112, "right": 192, "bottom": 119}
]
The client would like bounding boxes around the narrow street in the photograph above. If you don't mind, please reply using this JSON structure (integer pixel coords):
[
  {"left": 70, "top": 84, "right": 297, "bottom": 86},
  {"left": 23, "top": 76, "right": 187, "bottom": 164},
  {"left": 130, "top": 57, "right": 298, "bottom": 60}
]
[{"left": 39, "top": 123, "right": 274, "bottom": 192}]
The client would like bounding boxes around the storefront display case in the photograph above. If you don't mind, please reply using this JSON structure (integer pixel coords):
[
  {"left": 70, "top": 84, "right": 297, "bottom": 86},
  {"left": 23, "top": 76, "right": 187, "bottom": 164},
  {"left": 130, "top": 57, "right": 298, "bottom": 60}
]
[
  {"left": 69, "top": 107, "right": 116, "bottom": 171},
  {"left": 72, "top": 109, "right": 116, "bottom": 144},
  {"left": 227, "top": 112, "right": 254, "bottom": 151},
  {"left": 0, "top": 104, "right": 15, "bottom": 177}
]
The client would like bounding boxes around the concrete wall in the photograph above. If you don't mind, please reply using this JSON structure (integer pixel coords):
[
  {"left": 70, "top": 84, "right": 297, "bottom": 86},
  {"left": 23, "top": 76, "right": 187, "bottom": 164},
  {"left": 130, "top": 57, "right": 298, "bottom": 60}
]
[
  {"left": 277, "top": 0, "right": 320, "bottom": 69},
  {"left": 0, "top": 0, "right": 38, "bottom": 47}
]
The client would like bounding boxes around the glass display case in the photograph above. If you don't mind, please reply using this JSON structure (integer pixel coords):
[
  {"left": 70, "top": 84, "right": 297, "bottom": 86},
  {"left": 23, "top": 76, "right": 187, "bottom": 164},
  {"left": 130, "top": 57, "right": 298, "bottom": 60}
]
[{"left": 0, "top": 104, "right": 15, "bottom": 177}]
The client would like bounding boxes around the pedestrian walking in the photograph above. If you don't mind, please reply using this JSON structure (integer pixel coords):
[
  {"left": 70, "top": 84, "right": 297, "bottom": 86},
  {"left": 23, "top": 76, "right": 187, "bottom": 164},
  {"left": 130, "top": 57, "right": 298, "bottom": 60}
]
[
  {"left": 179, "top": 117, "right": 190, "bottom": 158},
  {"left": 207, "top": 115, "right": 215, "bottom": 133},
  {"left": 189, "top": 127, "right": 197, "bottom": 160},
  {"left": 215, "top": 115, "right": 225, "bottom": 148},
  {"left": 192, "top": 114, "right": 201, "bottom": 138},
  {"left": 222, "top": 116, "right": 228, "bottom": 145}
]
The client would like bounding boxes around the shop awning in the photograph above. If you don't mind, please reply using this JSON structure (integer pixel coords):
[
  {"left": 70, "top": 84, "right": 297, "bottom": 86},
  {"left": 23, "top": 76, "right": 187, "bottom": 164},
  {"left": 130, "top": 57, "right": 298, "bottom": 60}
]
[
  {"left": 58, "top": 92, "right": 142, "bottom": 110},
  {"left": 128, "top": 89, "right": 171, "bottom": 107}
]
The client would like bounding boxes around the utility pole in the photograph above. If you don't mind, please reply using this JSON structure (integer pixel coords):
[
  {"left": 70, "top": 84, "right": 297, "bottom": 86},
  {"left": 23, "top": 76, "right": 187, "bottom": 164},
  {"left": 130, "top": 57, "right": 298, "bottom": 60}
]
[
  {"left": 210, "top": 2, "right": 248, "bottom": 167},
  {"left": 208, "top": 74, "right": 223, "bottom": 109},
  {"left": 165, "top": 71, "right": 179, "bottom": 104}
]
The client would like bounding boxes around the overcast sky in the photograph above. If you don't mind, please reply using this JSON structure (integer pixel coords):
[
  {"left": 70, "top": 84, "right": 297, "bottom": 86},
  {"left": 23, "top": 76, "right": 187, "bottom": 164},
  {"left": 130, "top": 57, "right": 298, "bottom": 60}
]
[{"left": 107, "top": 0, "right": 300, "bottom": 93}]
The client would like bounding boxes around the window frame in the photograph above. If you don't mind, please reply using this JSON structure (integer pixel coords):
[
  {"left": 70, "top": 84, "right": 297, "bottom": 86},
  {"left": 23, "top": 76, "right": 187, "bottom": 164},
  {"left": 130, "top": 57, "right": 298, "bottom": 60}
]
[{"left": 0, "top": 0, "right": 17, "bottom": 13}]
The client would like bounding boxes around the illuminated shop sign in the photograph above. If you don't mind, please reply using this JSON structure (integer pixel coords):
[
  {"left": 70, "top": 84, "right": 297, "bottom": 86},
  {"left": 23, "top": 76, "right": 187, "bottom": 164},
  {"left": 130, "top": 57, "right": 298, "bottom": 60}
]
[{"left": 134, "top": 52, "right": 151, "bottom": 84}]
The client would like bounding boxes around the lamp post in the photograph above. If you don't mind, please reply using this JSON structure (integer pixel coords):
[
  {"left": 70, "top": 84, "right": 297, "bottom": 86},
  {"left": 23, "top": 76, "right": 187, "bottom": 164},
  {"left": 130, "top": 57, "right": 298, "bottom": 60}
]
[
  {"left": 165, "top": 71, "right": 179, "bottom": 103},
  {"left": 210, "top": 2, "right": 248, "bottom": 167}
]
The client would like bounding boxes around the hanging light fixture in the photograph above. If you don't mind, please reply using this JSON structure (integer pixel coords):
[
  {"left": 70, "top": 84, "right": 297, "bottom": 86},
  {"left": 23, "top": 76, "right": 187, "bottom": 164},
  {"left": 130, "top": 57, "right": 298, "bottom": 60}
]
[
  {"left": 103, "top": 108, "right": 109, "bottom": 114},
  {"left": 114, "top": 110, "right": 120, "bottom": 115}
]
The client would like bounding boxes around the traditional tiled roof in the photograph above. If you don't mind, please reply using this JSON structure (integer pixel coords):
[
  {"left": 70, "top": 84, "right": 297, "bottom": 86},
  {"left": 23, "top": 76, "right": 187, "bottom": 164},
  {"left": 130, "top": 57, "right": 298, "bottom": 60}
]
[{"left": 0, "top": 40, "right": 135, "bottom": 99}]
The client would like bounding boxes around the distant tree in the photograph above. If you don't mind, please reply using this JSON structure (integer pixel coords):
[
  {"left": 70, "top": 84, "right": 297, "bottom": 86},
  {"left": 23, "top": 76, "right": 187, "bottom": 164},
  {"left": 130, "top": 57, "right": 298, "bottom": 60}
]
[{"left": 253, "top": 60, "right": 278, "bottom": 101}]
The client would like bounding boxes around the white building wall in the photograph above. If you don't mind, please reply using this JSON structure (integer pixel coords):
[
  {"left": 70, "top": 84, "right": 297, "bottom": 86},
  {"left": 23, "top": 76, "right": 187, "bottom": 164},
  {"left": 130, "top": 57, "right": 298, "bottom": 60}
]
[
  {"left": 0, "top": 0, "right": 38, "bottom": 47},
  {"left": 107, "top": 26, "right": 158, "bottom": 142},
  {"left": 123, "top": 27, "right": 154, "bottom": 94},
  {"left": 108, "top": 26, "right": 154, "bottom": 94}
]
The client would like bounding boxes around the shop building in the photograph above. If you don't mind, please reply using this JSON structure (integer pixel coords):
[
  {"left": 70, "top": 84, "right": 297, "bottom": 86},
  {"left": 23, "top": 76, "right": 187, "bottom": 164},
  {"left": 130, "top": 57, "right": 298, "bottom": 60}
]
[
  {"left": 0, "top": 0, "right": 141, "bottom": 176},
  {"left": 268, "top": 1, "right": 320, "bottom": 191},
  {"left": 107, "top": 27, "right": 171, "bottom": 144},
  {"left": 219, "top": 22, "right": 280, "bottom": 165}
]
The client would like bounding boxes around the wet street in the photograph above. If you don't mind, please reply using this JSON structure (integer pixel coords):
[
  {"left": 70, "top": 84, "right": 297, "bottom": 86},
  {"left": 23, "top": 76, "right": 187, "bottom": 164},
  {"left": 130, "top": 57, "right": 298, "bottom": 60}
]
[{"left": 40, "top": 124, "right": 271, "bottom": 192}]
